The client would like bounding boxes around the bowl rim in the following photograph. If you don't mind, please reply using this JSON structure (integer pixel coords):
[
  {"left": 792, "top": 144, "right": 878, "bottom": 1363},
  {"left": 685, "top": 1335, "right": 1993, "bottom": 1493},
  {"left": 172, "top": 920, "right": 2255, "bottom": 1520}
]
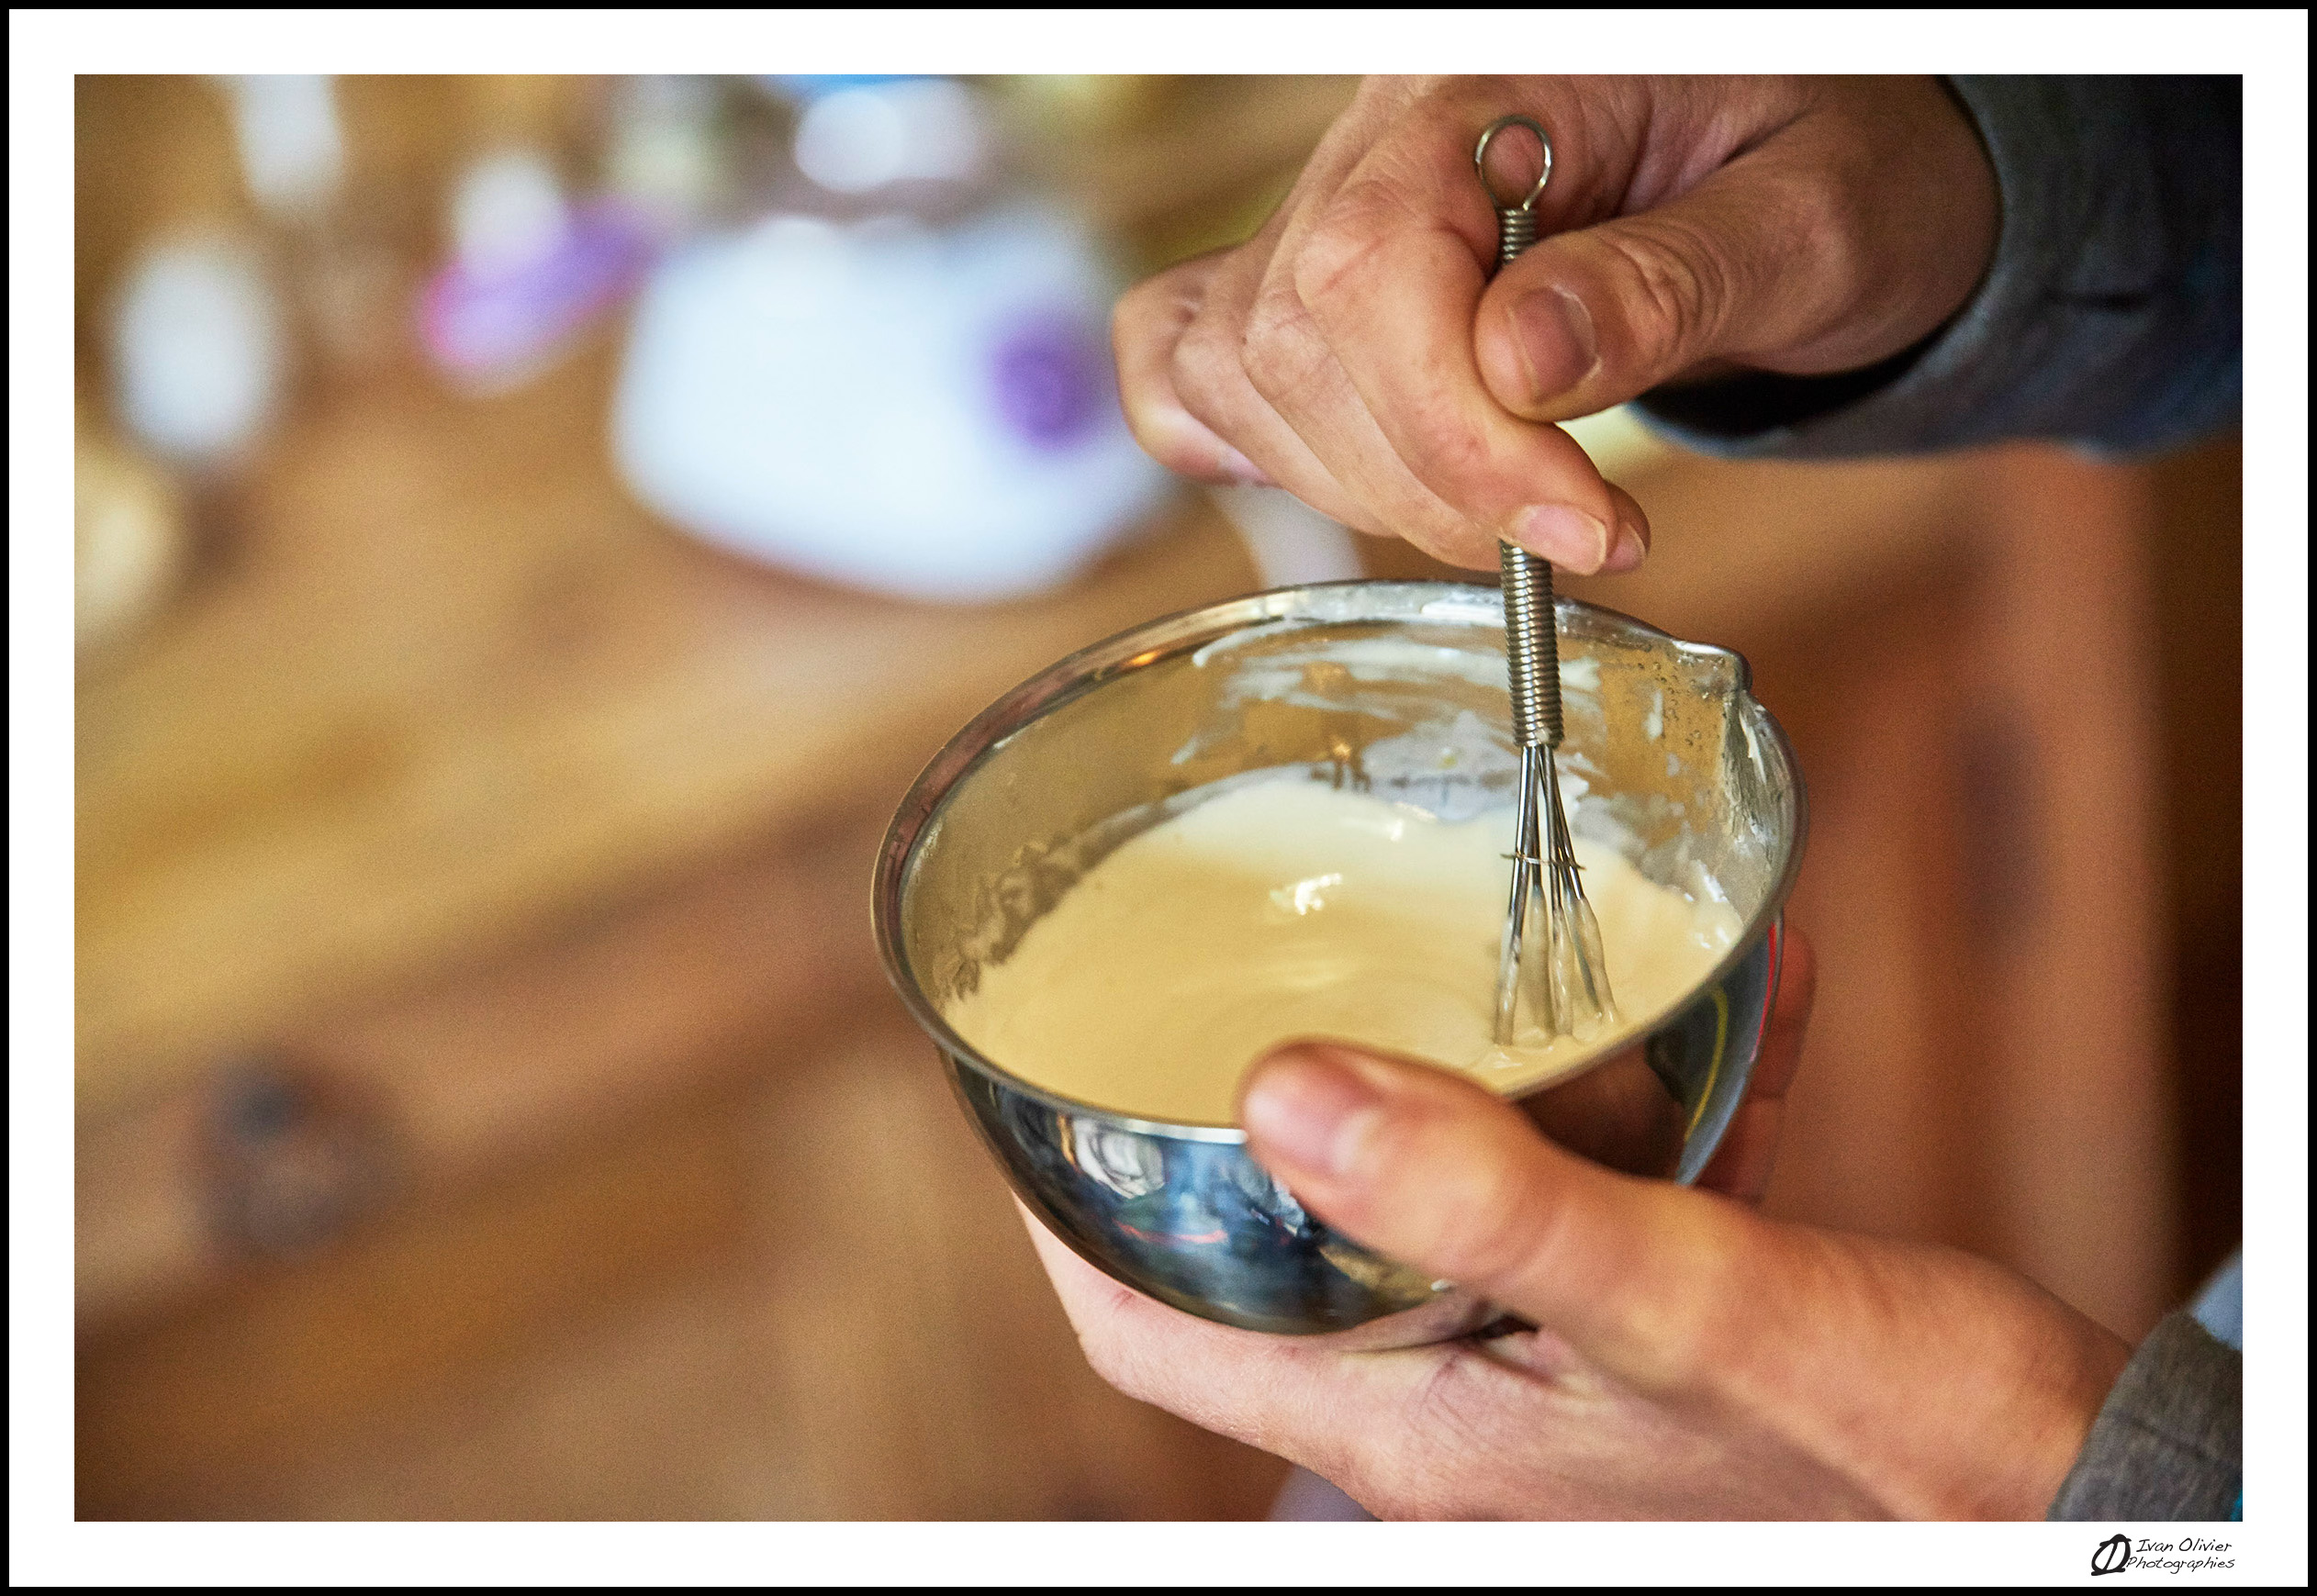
[{"left": 870, "top": 578, "right": 1808, "bottom": 1144}]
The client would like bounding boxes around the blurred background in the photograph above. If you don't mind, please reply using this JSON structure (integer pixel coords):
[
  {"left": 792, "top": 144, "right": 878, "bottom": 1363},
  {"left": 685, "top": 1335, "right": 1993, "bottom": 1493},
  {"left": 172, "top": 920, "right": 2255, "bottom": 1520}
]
[{"left": 73, "top": 75, "right": 2241, "bottom": 1520}]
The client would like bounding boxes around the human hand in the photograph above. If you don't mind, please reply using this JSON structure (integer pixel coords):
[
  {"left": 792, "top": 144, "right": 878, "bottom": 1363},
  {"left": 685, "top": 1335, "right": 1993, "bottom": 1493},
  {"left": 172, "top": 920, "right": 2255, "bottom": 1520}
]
[
  {"left": 1113, "top": 76, "right": 1998, "bottom": 573},
  {"left": 1022, "top": 934, "right": 2133, "bottom": 1519}
]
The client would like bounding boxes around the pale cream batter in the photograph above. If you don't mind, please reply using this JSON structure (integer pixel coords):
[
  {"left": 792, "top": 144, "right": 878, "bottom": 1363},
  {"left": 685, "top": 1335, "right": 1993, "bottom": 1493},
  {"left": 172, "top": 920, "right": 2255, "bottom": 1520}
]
[{"left": 945, "top": 778, "right": 1742, "bottom": 1124}]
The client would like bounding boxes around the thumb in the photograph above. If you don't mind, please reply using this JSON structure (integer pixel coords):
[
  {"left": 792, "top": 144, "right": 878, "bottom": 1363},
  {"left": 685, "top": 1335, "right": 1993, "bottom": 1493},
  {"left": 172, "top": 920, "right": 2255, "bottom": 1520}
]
[
  {"left": 1472, "top": 157, "right": 1850, "bottom": 424},
  {"left": 1237, "top": 1042, "right": 1756, "bottom": 1390}
]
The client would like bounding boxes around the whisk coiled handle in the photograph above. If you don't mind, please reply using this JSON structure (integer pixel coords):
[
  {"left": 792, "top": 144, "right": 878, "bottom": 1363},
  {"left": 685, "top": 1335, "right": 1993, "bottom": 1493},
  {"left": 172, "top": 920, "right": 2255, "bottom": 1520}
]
[
  {"left": 1499, "top": 541, "right": 1561, "bottom": 749},
  {"left": 1494, "top": 204, "right": 1539, "bottom": 272},
  {"left": 1492, "top": 202, "right": 1528, "bottom": 271}
]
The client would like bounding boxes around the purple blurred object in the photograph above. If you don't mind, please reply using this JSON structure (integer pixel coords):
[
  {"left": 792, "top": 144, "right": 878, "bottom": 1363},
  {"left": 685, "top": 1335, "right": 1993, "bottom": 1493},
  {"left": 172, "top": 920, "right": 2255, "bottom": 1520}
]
[
  {"left": 987, "top": 313, "right": 1109, "bottom": 450},
  {"left": 420, "top": 201, "right": 655, "bottom": 388}
]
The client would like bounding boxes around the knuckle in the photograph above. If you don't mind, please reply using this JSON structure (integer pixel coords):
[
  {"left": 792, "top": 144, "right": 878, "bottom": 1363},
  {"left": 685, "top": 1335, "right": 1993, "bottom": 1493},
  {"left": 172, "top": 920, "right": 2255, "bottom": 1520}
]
[
  {"left": 1791, "top": 175, "right": 1873, "bottom": 311},
  {"left": 1363, "top": 1355, "right": 1517, "bottom": 1519},
  {"left": 1404, "top": 407, "right": 1494, "bottom": 486},
  {"left": 1111, "top": 270, "right": 1170, "bottom": 335},
  {"left": 1114, "top": 252, "right": 1217, "bottom": 353},
  {"left": 1444, "top": 1196, "right": 1557, "bottom": 1297},
  {"left": 1235, "top": 286, "right": 1347, "bottom": 419},
  {"left": 1608, "top": 222, "right": 1725, "bottom": 373},
  {"left": 1124, "top": 419, "right": 1209, "bottom": 483},
  {"left": 1293, "top": 178, "right": 1409, "bottom": 312},
  {"left": 1114, "top": 409, "right": 1166, "bottom": 466},
  {"left": 1234, "top": 291, "right": 1304, "bottom": 402},
  {"left": 1169, "top": 315, "right": 1244, "bottom": 421},
  {"left": 1115, "top": 393, "right": 1212, "bottom": 481},
  {"left": 1636, "top": 1291, "right": 1718, "bottom": 1390}
]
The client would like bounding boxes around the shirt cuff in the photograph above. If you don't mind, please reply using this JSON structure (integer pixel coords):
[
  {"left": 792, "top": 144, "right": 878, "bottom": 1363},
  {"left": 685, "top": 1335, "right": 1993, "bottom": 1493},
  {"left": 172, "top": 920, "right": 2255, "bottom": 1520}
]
[{"left": 2046, "top": 1311, "right": 2243, "bottom": 1521}]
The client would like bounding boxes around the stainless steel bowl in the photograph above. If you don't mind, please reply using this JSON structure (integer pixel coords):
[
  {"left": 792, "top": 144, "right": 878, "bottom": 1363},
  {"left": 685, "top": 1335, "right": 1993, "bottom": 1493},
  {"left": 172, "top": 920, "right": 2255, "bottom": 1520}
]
[{"left": 873, "top": 581, "right": 1805, "bottom": 1346}]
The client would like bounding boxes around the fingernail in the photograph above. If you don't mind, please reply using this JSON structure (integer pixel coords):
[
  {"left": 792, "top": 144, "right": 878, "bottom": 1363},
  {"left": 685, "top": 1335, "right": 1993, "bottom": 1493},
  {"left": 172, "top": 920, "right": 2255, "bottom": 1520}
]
[
  {"left": 1604, "top": 518, "right": 1649, "bottom": 573},
  {"left": 1507, "top": 287, "right": 1599, "bottom": 407},
  {"left": 1216, "top": 445, "right": 1272, "bottom": 486},
  {"left": 1509, "top": 504, "right": 1612, "bottom": 572},
  {"left": 1240, "top": 1048, "right": 1383, "bottom": 1177}
]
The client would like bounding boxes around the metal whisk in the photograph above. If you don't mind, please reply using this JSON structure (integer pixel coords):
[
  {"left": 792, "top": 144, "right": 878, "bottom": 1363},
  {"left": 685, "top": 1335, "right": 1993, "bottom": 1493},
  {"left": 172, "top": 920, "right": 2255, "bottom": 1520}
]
[{"left": 1478, "top": 115, "right": 1616, "bottom": 1045}]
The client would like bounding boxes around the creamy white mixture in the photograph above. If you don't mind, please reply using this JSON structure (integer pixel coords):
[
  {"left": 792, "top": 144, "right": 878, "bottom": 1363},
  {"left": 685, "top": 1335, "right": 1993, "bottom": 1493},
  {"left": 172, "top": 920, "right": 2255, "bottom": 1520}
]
[{"left": 945, "top": 779, "right": 1741, "bottom": 1123}]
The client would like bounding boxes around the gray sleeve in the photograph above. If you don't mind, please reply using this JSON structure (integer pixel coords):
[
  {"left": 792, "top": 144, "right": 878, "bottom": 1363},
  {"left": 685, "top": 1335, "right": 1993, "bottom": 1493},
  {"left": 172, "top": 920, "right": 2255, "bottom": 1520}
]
[
  {"left": 1633, "top": 76, "right": 2242, "bottom": 459},
  {"left": 2046, "top": 1311, "right": 2243, "bottom": 1522}
]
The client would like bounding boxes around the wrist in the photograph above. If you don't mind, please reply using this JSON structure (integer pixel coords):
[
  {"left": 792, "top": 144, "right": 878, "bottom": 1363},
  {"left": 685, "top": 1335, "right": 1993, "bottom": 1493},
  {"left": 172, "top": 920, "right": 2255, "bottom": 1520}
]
[
  {"left": 1878, "top": 1280, "right": 2133, "bottom": 1521},
  {"left": 1724, "top": 1234, "right": 2133, "bottom": 1521},
  {"left": 1951, "top": 1319, "right": 2132, "bottom": 1520}
]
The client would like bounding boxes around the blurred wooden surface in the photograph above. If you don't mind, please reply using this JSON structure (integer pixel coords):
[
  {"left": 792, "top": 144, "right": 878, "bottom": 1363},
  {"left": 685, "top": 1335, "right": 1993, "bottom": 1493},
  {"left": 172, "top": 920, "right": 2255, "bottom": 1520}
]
[
  {"left": 74, "top": 76, "right": 2238, "bottom": 1522},
  {"left": 80, "top": 1007, "right": 1293, "bottom": 1520},
  {"left": 72, "top": 70, "right": 1360, "bottom": 1122},
  {"left": 73, "top": 70, "right": 1336, "bottom": 1524},
  {"left": 72, "top": 338, "right": 1287, "bottom": 1516},
  {"left": 73, "top": 335, "right": 1254, "bottom": 1117}
]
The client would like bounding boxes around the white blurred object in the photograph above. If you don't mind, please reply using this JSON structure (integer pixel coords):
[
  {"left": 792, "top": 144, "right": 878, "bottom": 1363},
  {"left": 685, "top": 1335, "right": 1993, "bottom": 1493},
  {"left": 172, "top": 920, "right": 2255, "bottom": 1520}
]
[
  {"left": 1209, "top": 485, "right": 1362, "bottom": 589},
  {"left": 218, "top": 74, "right": 344, "bottom": 218},
  {"left": 451, "top": 150, "right": 572, "bottom": 280},
  {"left": 791, "top": 79, "right": 987, "bottom": 195},
  {"left": 217, "top": 73, "right": 410, "bottom": 377},
  {"left": 613, "top": 206, "right": 1170, "bottom": 602},
  {"left": 110, "top": 233, "right": 286, "bottom": 467}
]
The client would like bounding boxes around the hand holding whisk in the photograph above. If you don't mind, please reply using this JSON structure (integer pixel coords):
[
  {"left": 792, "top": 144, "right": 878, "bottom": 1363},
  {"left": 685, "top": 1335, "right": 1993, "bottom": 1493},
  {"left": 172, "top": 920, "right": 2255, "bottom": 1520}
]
[{"left": 1479, "top": 115, "right": 1617, "bottom": 1046}]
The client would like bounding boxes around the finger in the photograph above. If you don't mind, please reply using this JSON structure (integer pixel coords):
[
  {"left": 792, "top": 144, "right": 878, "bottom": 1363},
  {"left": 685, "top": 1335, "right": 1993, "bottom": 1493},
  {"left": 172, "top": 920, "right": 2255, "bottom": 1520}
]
[
  {"left": 1112, "top": 255, "right": 1273, "bottom": 485},
  {"left": 1285, "top": 122, "right": 1639, "bottom": 574},
  {"left": 1600, "top": 480, "right": 1651, "bottom": 573},
  {"left": 1210, "top": 84, "right": 1564, "bottom": 568},
  {"left": 1230, "top": 266, "right": 1544, "bottom": 570},
  {"left": 1471, "top": 157, "right": 1831, "bottom": 422},
  {"left": 1152, "top": 84, "right": 1429, "bottom": 536},
  {"left": 1237, "top": 1041, "right": 1760, "bottom": 1394},
  {"left": 1164, "top": 241, "right": 1392, "bottom": 537},
  {"left": 1474, "top": 79, "right": 1997, "bottom": 421},
  {"left": 1012, "top": 1200, "right": 1437, "bottom": 1464}
]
